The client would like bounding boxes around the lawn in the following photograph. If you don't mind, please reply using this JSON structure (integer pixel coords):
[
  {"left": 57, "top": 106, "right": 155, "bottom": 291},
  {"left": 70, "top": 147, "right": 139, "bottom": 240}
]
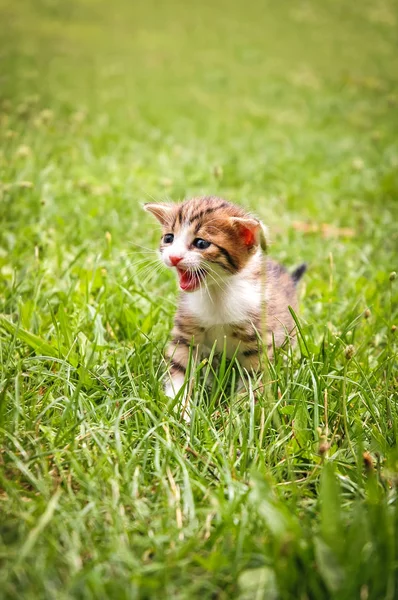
[{"left": 0, "top": 0, "right": 397, "bottom": 598}]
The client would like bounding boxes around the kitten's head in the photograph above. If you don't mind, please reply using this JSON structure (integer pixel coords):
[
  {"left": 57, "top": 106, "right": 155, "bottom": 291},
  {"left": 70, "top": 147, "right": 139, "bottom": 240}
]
[{"left": 144, "top": 196, "right": 267, "bottom": 292}]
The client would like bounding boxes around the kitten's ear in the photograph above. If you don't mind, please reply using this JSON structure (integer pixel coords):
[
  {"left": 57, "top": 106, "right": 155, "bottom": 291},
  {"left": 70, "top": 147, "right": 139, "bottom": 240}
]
[
  {"left": 143, "top": 203, "right": 175, "bottom": 226},
  {"left": 230, "top": 217, "right": 268, "bottom": 251}
]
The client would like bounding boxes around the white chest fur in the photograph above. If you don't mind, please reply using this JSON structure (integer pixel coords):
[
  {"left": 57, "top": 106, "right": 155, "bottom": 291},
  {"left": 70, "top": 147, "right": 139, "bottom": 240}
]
[
  {"left": 186, "top": 274, "right": 261, "bottom": 359},
  {"left": 186, "top": 275, "right": 261, "bottom": 326},
  {"left": 184, "top": 251, "right": 264, "bottom": 321}
]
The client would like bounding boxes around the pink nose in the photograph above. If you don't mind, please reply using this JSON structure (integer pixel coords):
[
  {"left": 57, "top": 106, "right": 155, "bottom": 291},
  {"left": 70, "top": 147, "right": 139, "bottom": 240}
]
[{"left": 169, "top": 255, "right": 183, "bottom": 266}]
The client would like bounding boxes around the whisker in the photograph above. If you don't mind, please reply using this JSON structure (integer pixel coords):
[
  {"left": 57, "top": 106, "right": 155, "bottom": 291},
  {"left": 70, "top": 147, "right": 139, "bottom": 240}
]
[
  {"left": 140, "top": 263, "right": 167, "bottom": 286},
  {"left": 136, "top": 187, "right": 159, "bottom": 204},
  {"left": 205, "top": 271, "right": 224, "bottom": 294},
  {"left": 203, "top": 275, "right": 213, "bottom": 304},
  {"left": 123, "top": 259, "right": 167, "bottom": 287},
  {"left": 202, "top": 263, "right": 227, "bottom": 292},
  {"left": 126, "top": 241, "right": 159, "bottom": 253},
  {"left": 134, "top": 265, "right": 162, "bottom": 282},
  {"left": 122, "top": 251, "right": 158, "bottom": 259},
  {"left": 123, "top": 262, "right": 162, "bottom": 279},
  {"left": 124, "top": 256, "right": 159, "bottom": 267}
]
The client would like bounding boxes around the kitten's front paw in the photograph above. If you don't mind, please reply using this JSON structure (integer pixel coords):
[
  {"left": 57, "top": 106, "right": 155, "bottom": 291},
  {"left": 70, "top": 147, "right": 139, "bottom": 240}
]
[
  {"left": 164, "top": 368, "right": 185, "bottom": 395},
  {"left": 165, "top": 376, "right": 191, "bottom": 423}
]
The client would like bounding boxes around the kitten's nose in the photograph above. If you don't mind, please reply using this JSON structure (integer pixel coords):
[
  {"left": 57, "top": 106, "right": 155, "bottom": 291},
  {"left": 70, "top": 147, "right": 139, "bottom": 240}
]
[{"left": 169, "top": 255, "right": 183, "bottom": 266}]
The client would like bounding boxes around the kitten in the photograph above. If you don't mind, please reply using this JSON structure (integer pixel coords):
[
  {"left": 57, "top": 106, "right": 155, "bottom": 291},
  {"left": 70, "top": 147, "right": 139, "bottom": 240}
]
[{"left": 144, "top": 196, "right": 306, "bottom": 407}]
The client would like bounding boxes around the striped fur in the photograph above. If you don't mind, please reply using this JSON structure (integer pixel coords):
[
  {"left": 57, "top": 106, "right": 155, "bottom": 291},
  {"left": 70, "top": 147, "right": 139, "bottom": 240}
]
[{"left": 144, "top": 196, "right": 306, "bottom": 406}]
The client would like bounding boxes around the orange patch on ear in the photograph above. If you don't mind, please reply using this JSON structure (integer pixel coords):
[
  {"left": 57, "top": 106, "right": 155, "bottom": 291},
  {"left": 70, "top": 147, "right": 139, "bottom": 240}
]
[
  {"left": 230, "top": 217, "right": 261, "bottom": 247},
  {"left": 241, "top": 227, "right": 255, "bottom": 246}
]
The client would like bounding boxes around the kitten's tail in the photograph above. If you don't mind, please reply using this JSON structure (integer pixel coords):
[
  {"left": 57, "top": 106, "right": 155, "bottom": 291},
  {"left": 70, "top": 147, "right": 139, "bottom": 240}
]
[{"left": 291, "top": 263, "right": 307, "bottom": 285}]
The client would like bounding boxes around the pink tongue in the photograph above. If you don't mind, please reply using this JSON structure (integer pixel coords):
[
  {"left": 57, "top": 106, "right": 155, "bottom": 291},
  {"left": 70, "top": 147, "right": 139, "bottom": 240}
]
[{"left": 178, "top": 270, "right": 199, "bottom": 291}]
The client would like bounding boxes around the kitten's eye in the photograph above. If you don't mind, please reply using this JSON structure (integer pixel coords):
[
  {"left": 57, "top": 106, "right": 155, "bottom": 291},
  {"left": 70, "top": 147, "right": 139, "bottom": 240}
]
[
  {"left": 163, "top": 233, "right": 174, "bottom": 244},
  {"left": 193, "top": 238, "right": 211, "bottom": 250}
]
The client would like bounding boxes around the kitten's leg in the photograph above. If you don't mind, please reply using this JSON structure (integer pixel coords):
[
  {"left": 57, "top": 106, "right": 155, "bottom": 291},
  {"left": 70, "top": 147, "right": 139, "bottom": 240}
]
[
  {"left": 234, "top": 326, "right": 260, "bottom": 395},
  {"left": 238, "top": 347, "right": 260, "bottom": 374},
  {"left": 236, "top": 324, "right": 275, "bottom": 396},
  {"left": 164, "top": 369, "right": 186, "bottom": 399},
  {"left": 165, "top": 336, "right": 199, "bottom": 422},
  {"left": 165, "top": 313, "right": 205, "bottom": 420},
  {"left": 236, "top": 348, "right": 269, "bottom": 402},
  {"left": 232, "top": 323, "right": 262, "bottom": 374},
  {"left": 165, "top": 341, "right": 190, "bottom": 398}
]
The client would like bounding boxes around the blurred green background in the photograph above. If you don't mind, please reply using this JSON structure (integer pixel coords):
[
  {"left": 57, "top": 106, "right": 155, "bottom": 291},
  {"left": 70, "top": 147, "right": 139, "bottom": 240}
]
[{"left": 1, "top": 0, "right": 397, "bottom": 290}]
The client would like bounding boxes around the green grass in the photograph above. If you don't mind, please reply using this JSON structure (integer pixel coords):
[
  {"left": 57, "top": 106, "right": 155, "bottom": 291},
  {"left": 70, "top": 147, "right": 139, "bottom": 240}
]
[{"left": 1, "top": 0, "right": 397, "bottom": 598}]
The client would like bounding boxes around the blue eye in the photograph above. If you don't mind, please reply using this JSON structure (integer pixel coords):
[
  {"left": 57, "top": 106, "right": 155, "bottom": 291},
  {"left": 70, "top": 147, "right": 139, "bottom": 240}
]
[
  {"left": 193, "top": 238, "right": 210, "bottom": 250},
  {"left": 163, "top": 233, "right": 174, "bottom": 244}
]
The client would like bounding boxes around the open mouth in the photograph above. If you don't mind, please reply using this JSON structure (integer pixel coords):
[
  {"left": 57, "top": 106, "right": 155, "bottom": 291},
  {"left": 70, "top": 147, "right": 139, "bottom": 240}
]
[{"left": 177, "top": 268, "right": 206, "bottom": 292}]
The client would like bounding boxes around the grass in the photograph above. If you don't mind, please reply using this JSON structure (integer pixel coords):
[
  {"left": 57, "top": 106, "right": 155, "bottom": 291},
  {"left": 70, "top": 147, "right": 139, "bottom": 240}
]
[{"left": 0, "top": 0, "right": 397, "bottom": 597}]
